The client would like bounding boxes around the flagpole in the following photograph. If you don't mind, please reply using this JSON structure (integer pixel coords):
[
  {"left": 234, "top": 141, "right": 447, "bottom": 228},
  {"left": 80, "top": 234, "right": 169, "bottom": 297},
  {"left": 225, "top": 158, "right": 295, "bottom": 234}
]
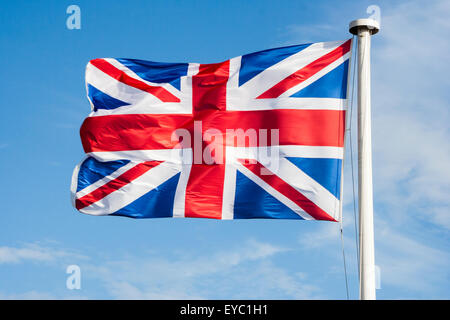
[{"left": 349, "top": 18, "right": 379, "bottom": 300}]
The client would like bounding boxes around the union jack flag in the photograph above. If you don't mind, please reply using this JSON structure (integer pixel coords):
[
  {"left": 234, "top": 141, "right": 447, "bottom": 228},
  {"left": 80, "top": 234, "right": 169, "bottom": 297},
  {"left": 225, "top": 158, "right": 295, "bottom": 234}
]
[{"left": 71, "top": 39, "right": 352, "bottom": 221}]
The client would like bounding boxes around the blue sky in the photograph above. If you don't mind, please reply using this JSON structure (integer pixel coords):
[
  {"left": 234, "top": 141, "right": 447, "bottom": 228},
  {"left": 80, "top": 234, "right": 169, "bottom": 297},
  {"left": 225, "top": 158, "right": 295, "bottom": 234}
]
[{"left": 0, "top": 0, "right": 448, "bottom": 299}]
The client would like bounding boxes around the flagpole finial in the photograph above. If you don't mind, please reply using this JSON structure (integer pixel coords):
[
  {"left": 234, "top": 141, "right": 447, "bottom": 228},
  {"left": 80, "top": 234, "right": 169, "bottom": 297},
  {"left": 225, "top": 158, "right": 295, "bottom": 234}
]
[{"left": 349, "top": 19, "right": 380, "bottom": 35}]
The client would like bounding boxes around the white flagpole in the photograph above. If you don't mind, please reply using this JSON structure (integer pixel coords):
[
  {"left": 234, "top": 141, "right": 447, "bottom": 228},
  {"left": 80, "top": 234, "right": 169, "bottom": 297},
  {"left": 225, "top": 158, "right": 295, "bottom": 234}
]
[{"left": 349, "top": 18, "right": 379, "bottom": 300}]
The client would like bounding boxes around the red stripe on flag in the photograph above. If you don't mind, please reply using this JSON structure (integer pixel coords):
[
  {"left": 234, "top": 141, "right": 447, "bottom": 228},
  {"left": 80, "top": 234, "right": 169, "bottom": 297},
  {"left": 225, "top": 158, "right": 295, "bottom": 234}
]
[
  {"left": 239, "top": 160, "right": 336, "bottom": 221},
  {"left": 80, "top": 110, "right": 345, "bottom": 153},
  {"left": 90, "top": 59, "right": 181, "bottom": 103},
  {"left": 75, "top": 161, "right": 162, "bottom": 210},
  {"left": 184, "top": 164, "right": 226, "bottom": 219},
  {"left": 184, "top": 61, "right": 230, "bottom": 219},
  {"left": 213, "top": 109, "right": 346, "bottom": 148},
  {"left": 80, "top": 114, "right": 192, "bottom": 153},
  {"left": 257, "top": 39, "right": 352, "bottom": 99},
  {"left": 192, "top": 62, "right": 229, "bottom": 113}
]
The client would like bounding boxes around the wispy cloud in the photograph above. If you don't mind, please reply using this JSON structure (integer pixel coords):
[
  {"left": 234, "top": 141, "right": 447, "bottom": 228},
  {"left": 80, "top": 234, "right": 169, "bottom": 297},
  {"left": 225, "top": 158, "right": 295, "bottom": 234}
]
[
  {"left": 85, "top": 239, "right": 318, "bottom": 299},
  {"left": 0, "top": 239, "right": 319, "bottom": 299},
  {"left": 369, "top": 0, "right": 450, "bottom": 230},
  {"left": 0, "top": 242, "right": 87, "bottom": 264},
  {"left": 375, "top": 220, "right": 450, "bottom": 297}
]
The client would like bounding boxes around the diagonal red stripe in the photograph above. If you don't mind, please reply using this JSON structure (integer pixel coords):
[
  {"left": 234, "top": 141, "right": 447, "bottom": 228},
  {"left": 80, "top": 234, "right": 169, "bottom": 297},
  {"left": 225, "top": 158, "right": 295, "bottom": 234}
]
[
  {"left": 257, "top": 39, "right": 351, "bottom": 99},
  {"left": 239, "top": 160, "right": 336, "bottom": 221},
  {"left": 75, "top": 161, "right": 162, "bottom": 210},
  {"left": 90, "top": 59, "right": 180, "bottom": 103}
]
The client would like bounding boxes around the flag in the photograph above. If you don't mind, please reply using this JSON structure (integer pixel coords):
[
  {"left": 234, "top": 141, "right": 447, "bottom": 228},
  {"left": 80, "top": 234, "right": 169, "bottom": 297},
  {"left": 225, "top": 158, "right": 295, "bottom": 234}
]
[{"left": 71, "top": 39, "right": 352, "bottom": 221}]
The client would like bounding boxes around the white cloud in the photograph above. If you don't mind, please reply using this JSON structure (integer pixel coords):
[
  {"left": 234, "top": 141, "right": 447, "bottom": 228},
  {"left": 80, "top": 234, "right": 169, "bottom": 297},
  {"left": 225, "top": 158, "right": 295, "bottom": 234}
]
[
  {"left": 104, "top": 281, "right": 198, "bottom": 300},
  {"left": 300, "top": 222, "right": 342, "bottom": 250},
  {"left": 296, "top": 216, "right": 449, "bottom": 297},
  {"left": 83, "top": 239, "right": 320, "bottom": 299},
  {"left": 375, "top": 220, "right": 450, "bottom": 297},
  {"left": 370, "top": 0, "right": 450, "bottom": 229},
  {"left": 0, "top": 242, "right": 87, "bottom": 264},
  {"left": 224, "top": 260, "right": 322, "bottom": 299},
  {"left": 0, "top": 240, "right": 300, "bottom": 299},
  {"left": 0, "top": 245, "right": 55, "bottom": 264}
]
